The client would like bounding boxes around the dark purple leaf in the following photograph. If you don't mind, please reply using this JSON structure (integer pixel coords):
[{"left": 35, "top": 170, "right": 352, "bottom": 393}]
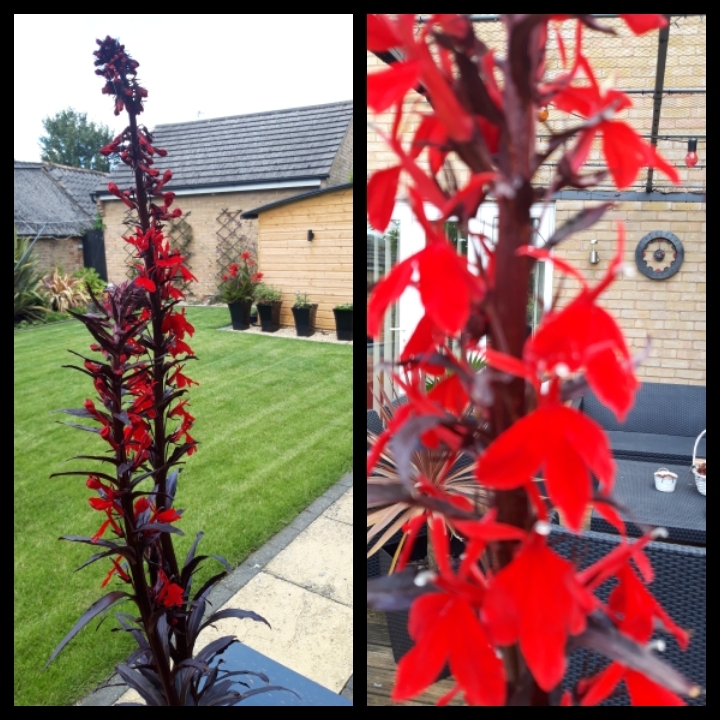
[
  {"left": 74, "top": 545, "right": 135, "bottom": 572},
  {"left": 115, "top": 663, "right": 166, "bottom": 706},
  {"left": 367, "top": 569, "right": 436, "bottom": 611},
  {"left": 194, "top": 635, "right": 238, "bottom": 664},
  {"left": 56, "top": 421, "right": 101, "bottom": 434},
  {"left": 66, "top": 453, "right": 119, "bottom": 465},
  {"left": 235, "top": 685, "right": 300, "bottom": 704},
  {"left": 50, "top": 407, "right": 96, "bottom": 419},
  {"left": 50, "top": 470, "right": 119, "bottom": 484},
  {"left": 389, "top": 415, "right": 447, "bottom": 488},
  {"left": 543, "top": 203, "right": 614, "bottom": 250},
  {"left": 138, "top": 521, "right": 185, "bottom": 536},
  {"left": 216, "top": 668, "right": 270, "bottom": 684},
  {"left": 199, "top": 607, "right": 271, "bottom": 635},
  {"left": 367, "top": 481, "right": 482, "bottom": 520},
  {"left": 568, "top": 612, "right": 702, "bottom": 699},
  {"left": 59, "top": 535, "right": 129, "bottom": 553},
  {"left": 114, "top": 411, "right": 131, "bottom": 427},
  {"left": 192, "top": 571, "right": 228, "bottom": 604},
  {"left": 45, "top": 591, "right": 132, "bottom": 667},
  {"left": 181, "top": 554, "right": 232, "bottom": 590}
]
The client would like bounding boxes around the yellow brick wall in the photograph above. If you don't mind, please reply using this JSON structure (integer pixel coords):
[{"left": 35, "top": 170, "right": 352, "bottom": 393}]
[
  {"left": 366, "top": 16, "right": 705, "bottom": 385},
  {"left": 98, "top": 187, "right": 315, "bottom": 300},
  {"left": 256, "top": 187, "right": 352, "bottom": 331},
  {"left": 552, "top": 200, "right": 706, "bottom": 385},
  {"left": 33, "top": 236, "right": 85, "bottom": 276}
]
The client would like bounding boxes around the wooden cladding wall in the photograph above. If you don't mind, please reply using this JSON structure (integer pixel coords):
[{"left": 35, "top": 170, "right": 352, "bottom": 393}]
[{"left": 256, "top": 187, "right": 353, "bottom": 331}]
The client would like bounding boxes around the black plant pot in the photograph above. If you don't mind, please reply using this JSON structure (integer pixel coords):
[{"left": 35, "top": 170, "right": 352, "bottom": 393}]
[
  {"left": 228, "top": 299, "right": 253, "bottom": 330},
  {"left": 291, "top": 304, "right": 317, "bottom": 337},
  {"left": 257, "top": 302, "right": 281, "bottom": 332},
  {"left": 378, "top": 531, "right": 466, "bottom": 682},
  {"left": 332, "top": 308, "right": 353, "bottom": 341}
]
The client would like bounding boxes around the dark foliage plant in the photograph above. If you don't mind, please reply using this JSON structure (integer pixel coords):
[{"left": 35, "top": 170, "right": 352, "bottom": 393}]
[{"left": 44, "top": 36, "right": 295, "bottom": 706}]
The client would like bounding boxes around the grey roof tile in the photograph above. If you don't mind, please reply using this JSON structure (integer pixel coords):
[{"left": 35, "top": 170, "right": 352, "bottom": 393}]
[
  {"left": 95, "top": 100, "right": 353, "bottom": 195},
  {"left": 14, "top": 161, "right": 109, "bottom": 237}
]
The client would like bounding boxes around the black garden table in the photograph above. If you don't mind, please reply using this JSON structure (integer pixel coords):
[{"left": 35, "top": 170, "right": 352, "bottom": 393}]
[{"left": 590, "top": 458, "right": 705, "bottom": 546}]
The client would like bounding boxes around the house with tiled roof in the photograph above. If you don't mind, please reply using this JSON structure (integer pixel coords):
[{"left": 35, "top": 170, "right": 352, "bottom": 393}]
[
  {"left": 93, "top": 100, "right": 353, "bottom": 301},
  {"left": 14, "top": 160, "right": 109, "bottom": 275}
]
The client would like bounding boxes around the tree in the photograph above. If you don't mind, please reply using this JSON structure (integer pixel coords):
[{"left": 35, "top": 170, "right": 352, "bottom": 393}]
[{"left": 39, "top": 108, "right": 117, "bottom": 172}]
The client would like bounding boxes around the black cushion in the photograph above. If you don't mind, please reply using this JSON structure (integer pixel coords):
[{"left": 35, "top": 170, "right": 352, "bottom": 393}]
[
  {"left": 582, "top": 382, "right": 705, "bottom": 437},
  {"left": 604, "top": 430, "right": 706, "bottom": 464}
]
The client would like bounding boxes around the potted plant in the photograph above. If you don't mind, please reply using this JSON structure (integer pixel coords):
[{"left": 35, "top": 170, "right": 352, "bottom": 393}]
[
  {"left": 217, "top": 252, "right": 264, "bottom": 330},
  {"left": 254, "top": 283, "right": 282, "bottom": 332},
  {"left": 291, "top": 292, "right": 317, "bottom": 337},
  {"left": 367, "top": 383, "right": 492, "bottom": 675},
  {"left": 332, "top": 303, "right": 353, "bottom": 341}
]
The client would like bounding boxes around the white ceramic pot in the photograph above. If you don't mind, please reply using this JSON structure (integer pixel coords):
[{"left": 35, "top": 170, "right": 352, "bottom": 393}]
[{"left": 654, "top": 468, "right": 678, "bottom": 492}]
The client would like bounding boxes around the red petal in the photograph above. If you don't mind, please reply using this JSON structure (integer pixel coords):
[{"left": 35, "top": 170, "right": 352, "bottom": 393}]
[
  {"left": 367, "top": 166, "right": 401, "bottom": 233},
  {"left": 483, "top": 534, "right": 589, "bottom": 691},
  {"left": 579, "top": 663, "right": 625, "bottom": 706},
  {"left": 475, "top": 413, "right": 545, "bottom": 489},
  {"left": 393, "top": 595, "right": 451, "bottom": 701},
  {"left": 366, "top": 14, "right": 402, "bottom": 52},
  {"left": 625, "top": 669, "right": 686, "bottom": 706},
  {"left": 135, "top": 276, "right": 156, "bottom": 292},
  {"left": 585, "top": 346, "right": 638, "bottom": 422},
  {"left": 544, "top": 429, "right": 591, "bottom": 531},
  {"left": 619, "top": 14, "right": 668, "bottom": 34},
  {"left": 367, "top": 255, "right": 415, "bottom": 337},
  {"left": 427, "top": 373, "right": 468, "bottom": 418},
  {"left": 449, "top": 599, "right": 506, "bottom": 705},
  {"left": 400, "top": 315, "right": 445, "bottom": 374},
  {"left": 417, "top": 243, "right": 473, "bottom": 335},
  {"left": 367, "top": 60, "right": 421, "bottom": 114}
]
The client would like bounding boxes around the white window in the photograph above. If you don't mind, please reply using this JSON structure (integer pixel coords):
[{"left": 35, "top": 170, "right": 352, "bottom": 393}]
[{"left": 366, "top": 200, "right": 555, "bottom": 411}]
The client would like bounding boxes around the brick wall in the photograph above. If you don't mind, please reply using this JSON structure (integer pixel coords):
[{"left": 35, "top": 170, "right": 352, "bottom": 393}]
[
  {"left": 98, "top": 187, "right": 314, "bottom": 300},
  {"left": 327, "top": 117, "right": 353, "bottom": 186},
  {"left": 552, "top": 200, "right": 706, "bottom": 385},
  {"left": 33, "top": 236, "right": 84, "bottom": 276}
]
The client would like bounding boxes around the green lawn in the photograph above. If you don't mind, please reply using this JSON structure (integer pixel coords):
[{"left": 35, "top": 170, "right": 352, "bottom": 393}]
[{"left": 14, "top": 307, "right": 352, "bottom": 706}]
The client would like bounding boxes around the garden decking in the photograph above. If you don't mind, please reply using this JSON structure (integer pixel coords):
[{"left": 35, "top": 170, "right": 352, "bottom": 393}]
[{"left": 367, "top": 608, "right": 465, "bottom": 706}]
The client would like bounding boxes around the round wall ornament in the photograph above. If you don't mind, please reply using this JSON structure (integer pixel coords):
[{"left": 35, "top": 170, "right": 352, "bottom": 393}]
[{"left": 634, "top": 230, "right": 684, "bottom": 280}]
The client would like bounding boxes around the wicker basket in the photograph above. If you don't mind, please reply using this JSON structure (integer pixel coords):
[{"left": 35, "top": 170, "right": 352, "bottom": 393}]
[{"left": 692, "top": 430, "right": 706, "bottom": 496}]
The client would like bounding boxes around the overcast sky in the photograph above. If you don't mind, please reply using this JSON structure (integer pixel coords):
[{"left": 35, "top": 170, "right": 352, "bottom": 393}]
[{"left": 14, "top": 14, "right": 353, "bottom": 162}]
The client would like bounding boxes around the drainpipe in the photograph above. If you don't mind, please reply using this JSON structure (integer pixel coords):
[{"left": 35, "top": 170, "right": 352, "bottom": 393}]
[{"left": 645, "top": 17, "right": 671, "bottom": 193}]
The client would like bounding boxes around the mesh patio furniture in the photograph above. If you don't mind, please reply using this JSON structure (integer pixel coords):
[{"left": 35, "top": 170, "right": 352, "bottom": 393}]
[
  {"left": 552, "top": 525, "right": 706, "bottom": 706},
  {"left": 580, "top": 382, "right": 706, "bottom": 465}
]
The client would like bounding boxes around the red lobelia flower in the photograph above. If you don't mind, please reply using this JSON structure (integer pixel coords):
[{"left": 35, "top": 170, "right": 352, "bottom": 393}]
[
  {"left": 475, "top": 400, "right": 614, "bottom": 531},
  {"left": 520, "top": 223, "right": 639, "bottom": 421},
  {"left": 552, "top": 51, "right": 679, "bottom": 189},
  {"left": 482, "top": 530, "right": 597, "bottom": 691}
]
